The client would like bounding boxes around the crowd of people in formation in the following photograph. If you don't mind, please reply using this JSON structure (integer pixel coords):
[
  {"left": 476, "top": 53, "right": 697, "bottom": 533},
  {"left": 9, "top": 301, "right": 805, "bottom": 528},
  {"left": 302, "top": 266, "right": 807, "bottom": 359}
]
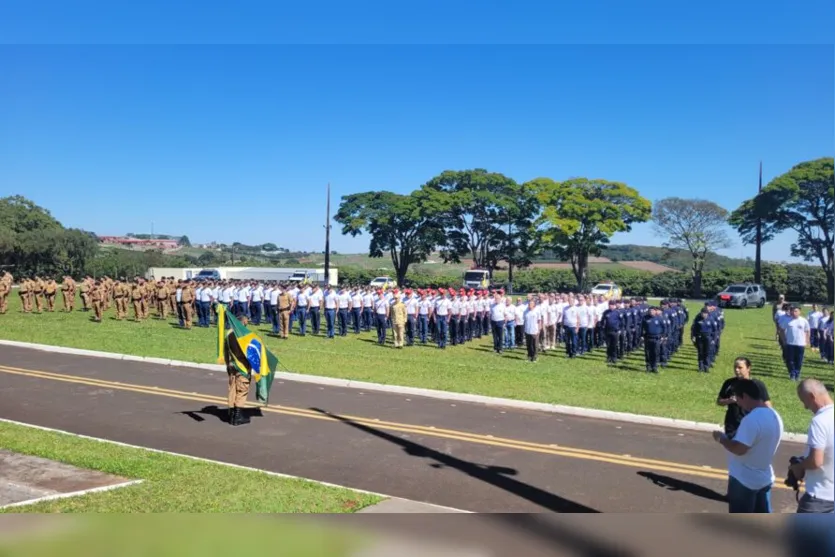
[
  {"left": 771, "top": 295, "right": 835, "bottom": 381},
  {"left": 1, "top": 271, "right": 721, "bottom": 372}
]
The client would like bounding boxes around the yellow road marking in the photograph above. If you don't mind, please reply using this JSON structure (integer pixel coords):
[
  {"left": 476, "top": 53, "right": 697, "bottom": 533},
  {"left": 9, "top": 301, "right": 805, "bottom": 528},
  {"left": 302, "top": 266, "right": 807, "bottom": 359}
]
[{"left": 0, "top": 364, "right": 792, "bottom": 490}]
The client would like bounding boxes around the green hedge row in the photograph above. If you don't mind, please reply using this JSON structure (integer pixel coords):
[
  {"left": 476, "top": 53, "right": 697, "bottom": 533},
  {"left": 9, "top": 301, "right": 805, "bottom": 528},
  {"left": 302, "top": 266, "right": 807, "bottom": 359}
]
[{"left": 338, "top": 263, "right": 831, "bottom": 304}]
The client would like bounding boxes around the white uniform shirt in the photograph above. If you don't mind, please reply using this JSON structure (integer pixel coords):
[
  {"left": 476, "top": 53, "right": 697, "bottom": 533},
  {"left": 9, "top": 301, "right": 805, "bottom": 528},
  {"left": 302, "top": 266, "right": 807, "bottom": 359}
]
[
  {"left": 362, "top": 293, "right": 373, "bottom": 307},
  {"left": 783, "top": 317, "right": 810, "bottom": 346},
  {"left": 728, "top": 406, "right": 784, "bottom": 490},
  {"left": 406, "top": 298, "right": 418, "bottom": 316},
  {"left": 195, "top": 286, "right": 203, "bottom": 301},
  {"left": 236, "top": 287, "right": 249, "bottom": 303},
  {"left": 490, "top": 302, "right": 506, "bottom": 322},
  {"left": 351, "top": 293, "right": 363, "bottom": 309},
  {"left": 200, "top": 287, "right": 213, "bottom": 303},
  {"left": 324, "top": 292, "right": 338, "bottom": 309},
  {"left": 269, "top": 288, "right": 280, "bottom": 305},
  {"left": 515, "top": 302, "right": 525, "bottom": 323},
  {"left": 251, "top": 286, "right": 263, "bottom": 303},
  {"left": 308, "top": 290, "right": 323, "bottom": 308},
  {"left": 523, "top": 307, "right": 542, "bottom": 335},
  {"left": 504, "top": 303, "right": 516, "bottom": 323},
  {"left": 418, "top": 299, "right": 432, "bottom": 315},
  {"left": 804, "top": 404, "right": 834, "bottom": 502},
  {"left": 374, "top": 298, "right": 389, "bottom": 315},
  {"left": 296, "top": 292, "right": 309, "bottom": 308},
  {"left": 435, "top": 298, "right": 451, "bottom": 316},
  {"left": 222, "top": 287, "right": 234, "bottom": 303},
  {"left": 338, "top": 292, "right": 351, "bottom": 309},
  {"left": 450, "top": 299, "right": 460, "bottom": 316},
  {"left": 563, "top": 305, "right": 579, "bottom": 328}
]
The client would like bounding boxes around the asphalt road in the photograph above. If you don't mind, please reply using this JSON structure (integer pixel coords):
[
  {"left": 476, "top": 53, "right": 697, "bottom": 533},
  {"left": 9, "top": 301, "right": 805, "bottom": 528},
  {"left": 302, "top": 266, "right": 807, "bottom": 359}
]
[{"left": 0, "top": 345, "right": 804, "bottom": 513}]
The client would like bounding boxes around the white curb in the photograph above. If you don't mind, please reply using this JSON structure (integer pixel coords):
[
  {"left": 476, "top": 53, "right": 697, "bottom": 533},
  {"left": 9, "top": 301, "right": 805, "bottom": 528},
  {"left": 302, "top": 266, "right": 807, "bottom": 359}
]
[
  {"left": 0, "top": 339, "right": 810, "bottom": 444},
  {"left": 0, "top": 480, "right": 144, "bottom": 510},
  {"left": 0, "top": 418, "right": 470, "bottom": 513}
]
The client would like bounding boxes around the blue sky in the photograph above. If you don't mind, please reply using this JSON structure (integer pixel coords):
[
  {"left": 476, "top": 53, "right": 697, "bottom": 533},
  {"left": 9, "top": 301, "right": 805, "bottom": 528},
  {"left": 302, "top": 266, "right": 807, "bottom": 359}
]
[{"left": 0, "top": 9, "right": 833, "bottom": 263}]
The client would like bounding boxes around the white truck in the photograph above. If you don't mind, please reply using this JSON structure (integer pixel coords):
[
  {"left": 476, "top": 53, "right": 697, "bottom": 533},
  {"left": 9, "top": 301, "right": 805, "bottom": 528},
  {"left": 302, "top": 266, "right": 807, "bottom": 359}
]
[
  {"left": 146, "top": 266, "right": 338, "bottom": 285},
  {"left": 462, "top": 269, "right": 491, "bottom": 290}
]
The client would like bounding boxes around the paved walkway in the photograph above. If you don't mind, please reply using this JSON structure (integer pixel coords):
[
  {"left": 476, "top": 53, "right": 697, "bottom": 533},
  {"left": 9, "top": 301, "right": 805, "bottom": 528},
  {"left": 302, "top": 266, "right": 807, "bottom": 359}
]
[{"left": 0, "top": 345, "right": 802, "bottom": 513}]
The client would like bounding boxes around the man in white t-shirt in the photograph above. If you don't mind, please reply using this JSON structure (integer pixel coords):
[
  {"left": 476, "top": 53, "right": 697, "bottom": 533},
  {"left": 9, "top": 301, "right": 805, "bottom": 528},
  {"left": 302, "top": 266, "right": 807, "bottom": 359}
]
[
  {"left": 782, "top": 306, "right": 811, "bottom": 381},
  {"left": 791, "top": 379, "right": 834, "bottom": 513},
  {"left": 522, "top": 299, "right": 542, "bottom": 362},
  {"left": 713, "top": 378, "right": 784, "bottom": 513}
]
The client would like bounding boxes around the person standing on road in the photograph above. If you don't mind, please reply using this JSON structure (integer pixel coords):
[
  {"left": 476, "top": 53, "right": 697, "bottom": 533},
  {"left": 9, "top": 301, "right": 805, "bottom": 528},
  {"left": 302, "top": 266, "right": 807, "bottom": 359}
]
[
  {"left": 716, "top": 357, "right": 772, "bottom": 439},
  {"left": 713, "top": 379, "right": 784, "bottom": 513},
  {"left": 223, "top": 315, "right": 252, "bottom": 426},
  {"left": 789, "top": 379, "right": 834, "bottom": 514},
  {"left": 782, "top": 306, "right": 811, "bottom": 381}
]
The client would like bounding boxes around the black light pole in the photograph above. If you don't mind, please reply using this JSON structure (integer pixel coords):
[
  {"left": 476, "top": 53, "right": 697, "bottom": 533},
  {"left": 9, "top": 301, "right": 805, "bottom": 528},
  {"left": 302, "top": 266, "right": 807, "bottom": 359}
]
[
  {"left": 324, "top": 183, "right": 331, "bottom": 287},
  {"left": 754, "top": 161, "right": 763, "bottom": 284}
]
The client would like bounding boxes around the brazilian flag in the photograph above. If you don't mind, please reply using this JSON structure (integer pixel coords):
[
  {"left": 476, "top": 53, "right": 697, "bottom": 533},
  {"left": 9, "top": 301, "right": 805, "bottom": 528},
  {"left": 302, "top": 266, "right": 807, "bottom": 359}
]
[{"left": 216, "top": 304, "right": 277, "bottom": 405}]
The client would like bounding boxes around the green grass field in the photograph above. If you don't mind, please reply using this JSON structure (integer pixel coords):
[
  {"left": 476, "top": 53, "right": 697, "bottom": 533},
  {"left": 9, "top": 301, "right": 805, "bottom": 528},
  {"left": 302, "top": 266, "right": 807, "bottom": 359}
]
[
  {"left": 1, "top": 295, "right": 831, "bottom": 433},
  {"left": 0, "top": 421, "right": 381, "bottom": 513}
]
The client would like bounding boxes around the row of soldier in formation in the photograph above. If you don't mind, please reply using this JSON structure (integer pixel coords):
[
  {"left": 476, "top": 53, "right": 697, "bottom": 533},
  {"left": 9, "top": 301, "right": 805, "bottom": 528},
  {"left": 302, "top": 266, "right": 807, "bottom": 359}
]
[
  {"left": 0, "top": 273, "right": 211, "bottom": 324},
  {"left": 1, "top": 273, "right": 725, "bottom": 372}
]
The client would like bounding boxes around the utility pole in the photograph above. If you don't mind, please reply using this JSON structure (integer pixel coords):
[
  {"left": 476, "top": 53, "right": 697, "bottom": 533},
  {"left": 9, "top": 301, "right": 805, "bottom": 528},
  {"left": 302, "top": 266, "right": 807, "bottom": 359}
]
[
  {"left": 324, "top": 183, "right": 331, "bottom": 287},
  {"left": 754, "top": 161, "right": 763, "bottom": 284}
]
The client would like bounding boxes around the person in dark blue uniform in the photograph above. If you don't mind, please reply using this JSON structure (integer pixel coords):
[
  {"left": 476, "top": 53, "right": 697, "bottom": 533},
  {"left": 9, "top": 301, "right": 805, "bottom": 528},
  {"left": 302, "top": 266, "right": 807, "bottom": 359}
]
[
  {"left": 643, "top": 306, "right": 665, "bottom": 373},
  {"left": 602, "top": 300, "right": 622, "bottom": 365},
  {"left": 691, "top": 305, "right": 715, "bottom": 372},
  {"left": 659, "top": 300, "right": 672, "bottom": 368}
]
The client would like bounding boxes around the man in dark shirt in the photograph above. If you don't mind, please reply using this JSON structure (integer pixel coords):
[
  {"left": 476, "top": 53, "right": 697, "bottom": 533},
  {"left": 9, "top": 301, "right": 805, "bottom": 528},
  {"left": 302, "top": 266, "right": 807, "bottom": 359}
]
[{"left": 717, "top": 356, "right": 772, "bottom": 438}]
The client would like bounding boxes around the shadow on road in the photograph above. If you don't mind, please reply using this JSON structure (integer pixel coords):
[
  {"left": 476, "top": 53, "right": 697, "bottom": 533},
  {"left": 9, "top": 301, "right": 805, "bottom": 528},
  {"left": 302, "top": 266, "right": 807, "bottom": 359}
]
[
  {"left": 178, "top": 405, "right": 263, "bottom": 423},
  {"left": 308, "top": 407, "right": 599, "bottom": 514},
  {"left": 637, "top": 471, "right": 727, "bottom": 503}
]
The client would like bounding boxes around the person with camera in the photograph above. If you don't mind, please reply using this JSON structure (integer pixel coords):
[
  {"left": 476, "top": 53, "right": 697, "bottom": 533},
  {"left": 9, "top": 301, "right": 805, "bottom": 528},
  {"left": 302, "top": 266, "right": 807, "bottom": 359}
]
[
  {"left": 713, "top": 378, "right": 784, "bottom": 513},
  {"left": 787, "top": 378, "right": 834, "bottom": 513}
]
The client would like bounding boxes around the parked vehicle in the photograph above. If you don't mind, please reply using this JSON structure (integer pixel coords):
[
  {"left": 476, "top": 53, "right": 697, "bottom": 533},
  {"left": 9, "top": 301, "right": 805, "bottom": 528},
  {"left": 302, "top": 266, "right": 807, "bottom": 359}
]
[
  {"left": 463, "top": 269, "right": 491, "bottom": 290},
  {"left": 590, "top": 282, "right": 623, "bottom": 300},
  {"left": 716, "top": 283, "right": 766, "bottom": 308},
  {"left": 369, "top": 276, "right": 397, "bottom": 289}
]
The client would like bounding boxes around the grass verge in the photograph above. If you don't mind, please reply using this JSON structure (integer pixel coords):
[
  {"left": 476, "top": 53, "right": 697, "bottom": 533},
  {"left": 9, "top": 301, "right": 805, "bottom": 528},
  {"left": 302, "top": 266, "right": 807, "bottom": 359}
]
[
  {"left": 1, "top": 295, "right": 832, "bottom": 433},
  {"left": 0, "top": 420, "right": 382, "bottom": 513}
]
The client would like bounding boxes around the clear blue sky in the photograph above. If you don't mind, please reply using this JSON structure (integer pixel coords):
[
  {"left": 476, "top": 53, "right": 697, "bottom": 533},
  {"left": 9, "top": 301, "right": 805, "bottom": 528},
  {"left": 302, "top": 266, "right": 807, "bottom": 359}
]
[{"left": 0, "top": 5, "right": 833, "bottom": 263}]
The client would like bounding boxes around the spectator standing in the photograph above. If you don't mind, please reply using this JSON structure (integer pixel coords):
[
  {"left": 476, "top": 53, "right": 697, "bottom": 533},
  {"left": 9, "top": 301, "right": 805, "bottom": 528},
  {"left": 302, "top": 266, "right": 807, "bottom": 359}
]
[
  {"left": 790, "top": 379, "right": 834, "bottom": 514},
  {"left": 713, "top": 379, "right": 784, "bottom": 513}
]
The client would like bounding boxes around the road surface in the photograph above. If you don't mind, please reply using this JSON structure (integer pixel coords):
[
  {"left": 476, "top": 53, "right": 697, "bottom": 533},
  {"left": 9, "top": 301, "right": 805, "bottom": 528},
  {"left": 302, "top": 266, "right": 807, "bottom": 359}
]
[{"left": 0, "top": 345, "right": 803, "bottom": 513}]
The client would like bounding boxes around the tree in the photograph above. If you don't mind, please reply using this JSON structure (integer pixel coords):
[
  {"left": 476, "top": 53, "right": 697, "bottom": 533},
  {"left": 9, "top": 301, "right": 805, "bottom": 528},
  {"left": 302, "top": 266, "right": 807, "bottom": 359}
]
[
  {"left": 730, "top": 157, "right": 835, "bottom": 303},
  {"left": 652, "top": 198, "right": 733, "bottom": 299},
  {"left": 419, "top": 169, "right": 518, "bottom": 273},
  {"left": 261, "top": 242, "right": 278, "bottom": 252},
  {"left": 335, "top": 190, "right": 444, "bottom": 287},
  {"left": 179, "top": 235, "right": 191, "bottom": 247},
  {"left": 531, "top": 177, "right": 652, "bottom": 291},
  {"left": 497, "top": 181, "right": 542, "bottom": 291}
]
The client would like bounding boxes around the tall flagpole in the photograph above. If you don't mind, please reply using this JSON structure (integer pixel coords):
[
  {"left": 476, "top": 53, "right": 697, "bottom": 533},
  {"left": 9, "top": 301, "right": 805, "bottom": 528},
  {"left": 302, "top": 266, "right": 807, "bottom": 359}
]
[
  {"left": 754, "top": 161, "right": 763, "bottom": 284},
  {"left": 324, "top": 183, "right": 331, "bottom": 287}
]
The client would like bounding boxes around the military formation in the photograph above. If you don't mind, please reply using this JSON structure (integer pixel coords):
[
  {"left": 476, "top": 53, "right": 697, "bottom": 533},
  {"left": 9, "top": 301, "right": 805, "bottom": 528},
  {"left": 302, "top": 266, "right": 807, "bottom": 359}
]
[{"left": 0, "top": 271, "right": 729, "bottom": 373}]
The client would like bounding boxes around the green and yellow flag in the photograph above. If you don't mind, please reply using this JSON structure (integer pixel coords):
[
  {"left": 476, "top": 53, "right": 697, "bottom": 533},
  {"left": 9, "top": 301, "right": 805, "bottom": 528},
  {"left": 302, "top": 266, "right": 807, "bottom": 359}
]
[{"left": 216, "top": 304, "right": 278, "bottom": 405}]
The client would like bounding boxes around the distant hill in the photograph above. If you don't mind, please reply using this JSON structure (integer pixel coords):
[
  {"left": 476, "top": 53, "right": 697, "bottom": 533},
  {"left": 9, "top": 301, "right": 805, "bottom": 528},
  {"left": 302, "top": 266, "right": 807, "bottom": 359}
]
[{"left": 599, "top": 244, "right": 754, "bottom": 272}]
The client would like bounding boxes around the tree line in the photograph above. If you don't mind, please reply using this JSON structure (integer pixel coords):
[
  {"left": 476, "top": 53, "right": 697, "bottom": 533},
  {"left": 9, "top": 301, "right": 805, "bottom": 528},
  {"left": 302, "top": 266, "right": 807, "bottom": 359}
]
[
  {"left": 2, "top": 157, "right": 831, "bottom": 302},
  {"left": 335, "top": 158, "right": 834, "bottom": 302}
]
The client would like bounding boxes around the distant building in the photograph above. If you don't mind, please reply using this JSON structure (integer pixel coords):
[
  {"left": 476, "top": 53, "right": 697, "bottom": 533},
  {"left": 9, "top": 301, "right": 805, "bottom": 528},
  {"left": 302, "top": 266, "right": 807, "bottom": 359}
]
[{"left": 98, "top": 236, "right": 180, "bottom": 250}]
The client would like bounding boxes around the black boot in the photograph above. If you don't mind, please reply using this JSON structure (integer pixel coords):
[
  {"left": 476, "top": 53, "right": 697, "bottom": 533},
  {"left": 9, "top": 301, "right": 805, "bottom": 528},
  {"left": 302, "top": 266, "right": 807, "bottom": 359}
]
[
  {"left": 236, "top": 408, "right": 250, "bottom": 426},
  {"left": 228, "top": 407, "right": 238, "bottom": 425}
]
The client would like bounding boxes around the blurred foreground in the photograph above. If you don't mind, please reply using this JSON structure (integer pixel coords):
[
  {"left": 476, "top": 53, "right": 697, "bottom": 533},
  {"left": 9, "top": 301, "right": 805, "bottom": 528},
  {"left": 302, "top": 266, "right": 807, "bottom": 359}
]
[{"left": 0, "top": 514, "right": 831, "bottom": 557}]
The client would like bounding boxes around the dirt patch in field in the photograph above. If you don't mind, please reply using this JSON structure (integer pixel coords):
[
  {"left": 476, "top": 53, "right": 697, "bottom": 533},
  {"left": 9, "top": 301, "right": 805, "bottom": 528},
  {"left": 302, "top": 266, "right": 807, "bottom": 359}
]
[{"left": 618, "top": 261, "right": 679, "bottom": 273}]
